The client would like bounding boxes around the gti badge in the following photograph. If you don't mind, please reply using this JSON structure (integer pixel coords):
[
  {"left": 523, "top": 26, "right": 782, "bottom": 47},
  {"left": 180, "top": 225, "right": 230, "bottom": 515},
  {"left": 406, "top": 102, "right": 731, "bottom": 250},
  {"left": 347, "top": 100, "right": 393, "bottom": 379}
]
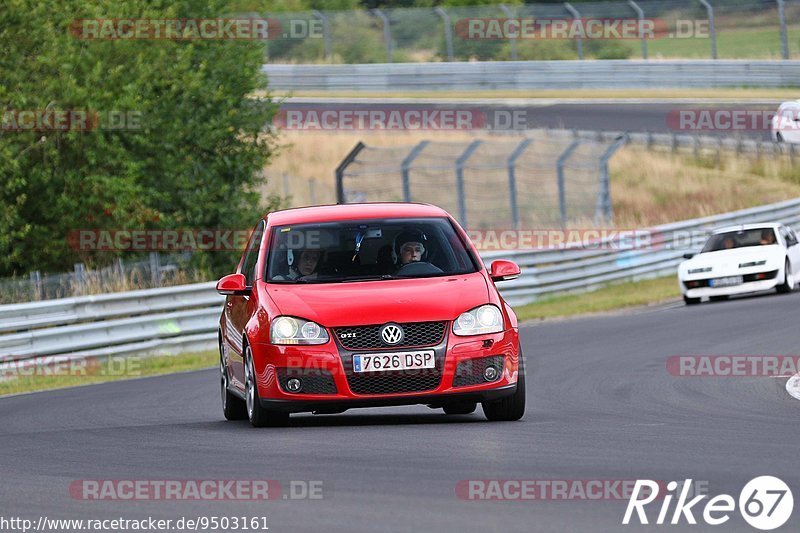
[{"left": 380, "top": 323, "right": 404, "bottom": 345}]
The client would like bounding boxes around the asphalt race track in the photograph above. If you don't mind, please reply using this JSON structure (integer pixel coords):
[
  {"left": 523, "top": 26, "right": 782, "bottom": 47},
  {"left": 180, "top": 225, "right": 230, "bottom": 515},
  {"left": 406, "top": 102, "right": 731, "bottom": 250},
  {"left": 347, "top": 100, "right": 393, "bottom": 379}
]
[
  {"left": 281, "top": 99, "right": 779, "bottom": 140},
  {"left": 1, "top": 291, "right": 799, "bottom": 532}
]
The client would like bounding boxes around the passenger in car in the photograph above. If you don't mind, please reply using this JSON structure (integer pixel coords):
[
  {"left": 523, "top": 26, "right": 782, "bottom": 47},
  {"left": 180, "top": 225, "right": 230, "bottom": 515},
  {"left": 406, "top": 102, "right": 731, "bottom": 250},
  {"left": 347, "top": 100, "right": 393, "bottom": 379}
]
[
  {"left": 760, "top": 230, "right": 776, "bottom": 245},
  {"left": 274, "top": 249, "right": 321, "bottom": 280}
]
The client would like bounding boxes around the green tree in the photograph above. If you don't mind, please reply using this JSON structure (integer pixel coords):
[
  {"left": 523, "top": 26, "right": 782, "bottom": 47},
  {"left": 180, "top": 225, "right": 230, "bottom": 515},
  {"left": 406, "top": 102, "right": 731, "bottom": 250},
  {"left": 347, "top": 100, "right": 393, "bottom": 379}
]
[{"left": 0, "top": 0, "right": 280, "bottom": 276}]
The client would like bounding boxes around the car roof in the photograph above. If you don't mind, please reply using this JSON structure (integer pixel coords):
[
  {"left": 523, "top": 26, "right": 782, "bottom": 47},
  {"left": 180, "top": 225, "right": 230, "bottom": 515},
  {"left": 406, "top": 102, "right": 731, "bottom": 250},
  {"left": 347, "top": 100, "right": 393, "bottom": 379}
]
[
  {"left": 712, "top": 223, "right": 782, "bottom": 234},
  {"left": 265, "top": 202, "right": 451, "bottom": 226}
]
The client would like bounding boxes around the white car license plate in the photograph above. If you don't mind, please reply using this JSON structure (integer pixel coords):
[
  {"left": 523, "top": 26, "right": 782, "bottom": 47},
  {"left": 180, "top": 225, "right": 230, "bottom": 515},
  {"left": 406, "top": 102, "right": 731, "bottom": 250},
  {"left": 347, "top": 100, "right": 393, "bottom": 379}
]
[
  {"left": 353, "top": 351, "right": 435, "bottom": 373},
  {"left": 711, "top": 276, "right": 743, "bottom": 288}
]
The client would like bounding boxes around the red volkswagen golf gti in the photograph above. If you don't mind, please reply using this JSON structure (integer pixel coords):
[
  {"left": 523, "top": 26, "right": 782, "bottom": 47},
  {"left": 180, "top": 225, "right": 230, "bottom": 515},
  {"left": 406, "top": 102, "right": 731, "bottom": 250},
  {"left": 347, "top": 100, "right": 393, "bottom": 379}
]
[{"left": 217, "top": 203, "right": 524, "bottom": 427}]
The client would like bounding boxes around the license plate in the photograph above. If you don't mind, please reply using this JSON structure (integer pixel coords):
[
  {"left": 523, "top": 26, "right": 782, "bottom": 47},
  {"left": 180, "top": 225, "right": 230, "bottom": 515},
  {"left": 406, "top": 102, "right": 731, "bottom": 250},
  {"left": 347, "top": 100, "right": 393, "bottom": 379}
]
[
  {"left": 353, "top": 351, "right": 435, "bottom": 373},
  {"left": 710, "top": 276, "right": 743, "bottom": 287}
]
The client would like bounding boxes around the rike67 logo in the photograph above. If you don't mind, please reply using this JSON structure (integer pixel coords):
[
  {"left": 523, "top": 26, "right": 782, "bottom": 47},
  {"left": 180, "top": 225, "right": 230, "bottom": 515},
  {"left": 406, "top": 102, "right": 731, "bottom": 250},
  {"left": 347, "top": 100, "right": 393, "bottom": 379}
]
[{"left": 623, "top": 476, "right": 793, "bottom": 530}]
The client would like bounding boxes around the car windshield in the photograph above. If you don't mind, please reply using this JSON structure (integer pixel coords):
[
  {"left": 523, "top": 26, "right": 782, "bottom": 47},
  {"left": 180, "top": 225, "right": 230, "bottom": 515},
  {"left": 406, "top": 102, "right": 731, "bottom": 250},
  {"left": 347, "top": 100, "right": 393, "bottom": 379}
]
[
  {"left": 700, "top": 228, "right": 777, "bottom": 253},
  {"left": 265, "top": 217, "right": 479, "bottom": 283}
]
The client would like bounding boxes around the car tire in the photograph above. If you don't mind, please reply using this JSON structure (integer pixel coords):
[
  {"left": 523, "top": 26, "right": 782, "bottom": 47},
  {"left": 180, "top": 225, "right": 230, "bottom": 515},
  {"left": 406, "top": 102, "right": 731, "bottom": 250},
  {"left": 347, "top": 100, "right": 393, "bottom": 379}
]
[
  {"left": 709, "top": 295, "right": 729, "bottom": 302},
  {"left": 221, "top": 346, "right": 247, "bottom": 421},
  {"left": 244, "top": 344, "right": 290, "bottom": 428},
  {"left": 683, "top": 295, "right": 701, "bottom": 305},
  {"left": 777, "top": 259, "right": 794, "bottom": 294},
  {"left": 482, "top": 351, "right": 526, "bottom": 422},
  {"left": 443, "top": 402, "right": 477, "bottom": 415}
]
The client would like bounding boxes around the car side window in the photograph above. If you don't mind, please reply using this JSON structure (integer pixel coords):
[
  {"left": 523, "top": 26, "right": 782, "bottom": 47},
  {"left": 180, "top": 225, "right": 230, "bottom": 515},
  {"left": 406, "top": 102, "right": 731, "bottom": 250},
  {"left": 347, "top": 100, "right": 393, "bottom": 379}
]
[
  {"left": 786, "top": 227, "right": 798, "bottom": 247},
  {"left": 240, "top": 221, "right": 265, "bottom": 286}
]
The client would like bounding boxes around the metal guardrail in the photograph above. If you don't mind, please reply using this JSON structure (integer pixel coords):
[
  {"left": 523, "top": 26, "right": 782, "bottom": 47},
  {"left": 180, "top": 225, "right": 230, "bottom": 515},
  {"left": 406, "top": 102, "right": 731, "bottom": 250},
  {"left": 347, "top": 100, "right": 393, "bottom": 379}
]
[
  {"left": 263, "top": 60, "right": 800, "bottom": 91},
  {"left": 2, "top": 198, "right": 800, "bottom": 365}
]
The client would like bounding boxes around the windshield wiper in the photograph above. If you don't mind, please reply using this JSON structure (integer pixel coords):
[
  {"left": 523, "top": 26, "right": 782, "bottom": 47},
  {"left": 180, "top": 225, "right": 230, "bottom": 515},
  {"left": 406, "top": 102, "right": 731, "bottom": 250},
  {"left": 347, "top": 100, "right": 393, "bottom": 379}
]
[{"left": 338, "top": 274, "right": 396, "bottom": 283}]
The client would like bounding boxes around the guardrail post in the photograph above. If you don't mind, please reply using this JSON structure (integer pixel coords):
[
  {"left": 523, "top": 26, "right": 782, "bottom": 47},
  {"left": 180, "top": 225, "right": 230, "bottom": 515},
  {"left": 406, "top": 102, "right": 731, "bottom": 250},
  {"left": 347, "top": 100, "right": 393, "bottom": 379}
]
[
  {"left": 564, "top": 3, "right": 583, "bottom": 60},
  {"left": 699, "top": 0, "right": 717, "bottom": 59},
  {"left": 556, "top": 139, "right": 581, "bottom": 227},
  {"left": 335, "top": 141, "right": 366, "bottom": 204},
  {"left": 777, "top": 0, "right": 789, "bottom": 60},
  {"left": 400, "top": 140, "right": 430, "bottom": 202},
  {"left": 434, "top": 7, "right": 454, "bottom": 62},
  {"left": 372, "top": 9, "right": 393, "bottom": 63},
  {"left": 597, "top": 134, "right": 628, "bottom": 222},
  {"left": 507, "top": 138, "right": 532, "bottom": 229},
  {"left": 311, "top": 10, "right": 332, "bottom": 61},
  {"left": 499, "top": 4, "right": 518, "bottom": 61},
  {"left": 455, "top": 140, "right": 483, "bottom": 228},
  {"left": 627, "top": 0, "right": 648, "bottom": 60}
]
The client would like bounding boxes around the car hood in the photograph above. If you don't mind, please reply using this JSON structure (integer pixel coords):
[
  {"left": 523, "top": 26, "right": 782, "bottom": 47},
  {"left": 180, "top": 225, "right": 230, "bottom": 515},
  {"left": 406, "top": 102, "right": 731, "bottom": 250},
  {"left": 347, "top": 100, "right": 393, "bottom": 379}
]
[
  {"left": 265, "top": 273, "right": 490, "bottom": 327},
  {"left": 680, "top": 246, "right": 783, "bottom": 274}
]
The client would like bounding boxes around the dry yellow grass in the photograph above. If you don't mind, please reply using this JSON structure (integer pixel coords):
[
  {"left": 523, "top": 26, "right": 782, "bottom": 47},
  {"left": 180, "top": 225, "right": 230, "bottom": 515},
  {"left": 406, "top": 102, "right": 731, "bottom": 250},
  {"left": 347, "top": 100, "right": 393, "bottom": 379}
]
[{"left": 263, "top": 130, "right": 800, "bottom": 227}]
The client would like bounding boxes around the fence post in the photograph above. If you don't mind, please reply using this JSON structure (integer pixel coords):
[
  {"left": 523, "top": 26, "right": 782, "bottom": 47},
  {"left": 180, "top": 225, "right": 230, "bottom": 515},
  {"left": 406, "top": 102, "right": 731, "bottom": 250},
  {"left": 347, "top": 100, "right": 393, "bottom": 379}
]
[
  {"left": 309, "top": 179, "right": 316, "bottom": 205},
  {"left": 777, "top": 0, "right": 789, "bottom": 60},
  {"left": 627, "top": 0, "right": 648, "bottom": 60},
  {"left": 335, "top": 142, "right": 366, "bottom": 204},
  {"left": 564, "top": 3, "right": 583, "bottom": 60},
  {"left": 73, "top": 263, "right": 86, "bottom": 294},
  {"left": 499, "top": 4, "right": 518, "bottom": 61},
  {"left": 149, "top": 252, "right": 162, "bottom": 287},
  {"left": 699, "top": 0, "right": 717, "bottom": 60},
  {"left": 372, "top": 9, "right": 393, "bottom": 63},
  {"left": 434, "top": 7, "right": 454, "bottom": 62},
  {"left": 29, "top": 270, "right": 42, "bottom": 300},
  {"left": 455, "top": 140, "right": 483, "bottom": 228},
  {"left": 556, "top": 140, "right": 581, "bottom": 227},
  {"left": 311, "top": 10, "right": 332, "bottom": 61},
  {"left": 507, "top": 138, "right": 532, "bottom": 229},
  {"left": 598, "top": 134, "right": 628, "bottom": 222},
  {"left": 401, "top": 140, "right": 430, "bottom": 202}
]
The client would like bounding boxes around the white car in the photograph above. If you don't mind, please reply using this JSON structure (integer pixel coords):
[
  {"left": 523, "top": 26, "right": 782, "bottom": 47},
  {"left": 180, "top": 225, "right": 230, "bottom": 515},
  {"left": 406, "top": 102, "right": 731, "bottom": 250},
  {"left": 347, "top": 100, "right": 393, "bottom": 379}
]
[
  {"left": 678, "top": 223, "right": 800, "bottom": 305},
  {"left": 771, "top": 100, "right": 800, "bottom": 143}
]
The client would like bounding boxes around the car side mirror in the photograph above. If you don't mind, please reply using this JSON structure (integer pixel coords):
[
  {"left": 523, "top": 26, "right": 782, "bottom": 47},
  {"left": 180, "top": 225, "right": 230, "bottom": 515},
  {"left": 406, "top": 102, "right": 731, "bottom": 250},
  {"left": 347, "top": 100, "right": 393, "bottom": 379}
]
[
  {"left": 216, "top": 273, "right": 250, "bottom": 296},
  {"left": 683, "top": 253, "right": 695, "bottom": 259},
  {"left": 490, "top": 260, "right": 521, "bottom": 282}
]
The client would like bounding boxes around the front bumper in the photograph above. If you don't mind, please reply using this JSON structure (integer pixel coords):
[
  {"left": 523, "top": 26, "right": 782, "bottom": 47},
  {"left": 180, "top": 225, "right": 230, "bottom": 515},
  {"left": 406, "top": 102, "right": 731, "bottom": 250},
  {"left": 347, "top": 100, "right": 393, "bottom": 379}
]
[
  {"left": 249, "top": 328, "right": 520, "bottom": 414},
  {"left": 681, "top": 269, "right": 780, "bottom": 298}
]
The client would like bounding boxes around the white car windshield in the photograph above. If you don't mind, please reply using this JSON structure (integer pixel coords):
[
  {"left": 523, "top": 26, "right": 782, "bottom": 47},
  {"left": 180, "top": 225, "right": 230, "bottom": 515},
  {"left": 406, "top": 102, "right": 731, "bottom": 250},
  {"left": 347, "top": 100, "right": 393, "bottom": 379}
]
[{"left": 701, "top": 228, "right": 777, "bottom": 253}]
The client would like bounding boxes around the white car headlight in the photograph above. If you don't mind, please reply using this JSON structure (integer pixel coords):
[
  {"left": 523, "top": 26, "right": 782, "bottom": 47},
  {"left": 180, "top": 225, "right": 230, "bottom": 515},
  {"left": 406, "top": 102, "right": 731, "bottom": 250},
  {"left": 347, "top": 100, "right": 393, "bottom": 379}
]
[
  {"left": 739, "top": 260, "right": 767, "bottom": 268},
  {"left": 688, "top": 267, "right": 712, "bottom": 274},
  {"left": 453, "top": 305, "right": 503, "bottom": 336},
  {"left": 270, "top": 316, "right": 329, "bottom": 345}
]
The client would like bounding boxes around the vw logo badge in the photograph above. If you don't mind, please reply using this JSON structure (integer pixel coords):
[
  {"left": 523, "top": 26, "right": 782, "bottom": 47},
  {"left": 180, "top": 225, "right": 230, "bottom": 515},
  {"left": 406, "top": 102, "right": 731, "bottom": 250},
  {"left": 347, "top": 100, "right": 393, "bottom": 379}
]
[{"left": 380, "top": 323, "right": 404, "bottom": 345}]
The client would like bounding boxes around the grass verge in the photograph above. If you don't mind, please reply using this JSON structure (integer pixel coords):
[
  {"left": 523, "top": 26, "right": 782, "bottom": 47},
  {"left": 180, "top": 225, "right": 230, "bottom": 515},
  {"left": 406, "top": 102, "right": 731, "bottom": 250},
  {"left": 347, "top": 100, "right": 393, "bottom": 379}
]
[
  {"left": 514, "top": 276, "right": 680, "bottom": 322},
  {"left": 0, "top": 350, "right": 217, "bottom": 397}
]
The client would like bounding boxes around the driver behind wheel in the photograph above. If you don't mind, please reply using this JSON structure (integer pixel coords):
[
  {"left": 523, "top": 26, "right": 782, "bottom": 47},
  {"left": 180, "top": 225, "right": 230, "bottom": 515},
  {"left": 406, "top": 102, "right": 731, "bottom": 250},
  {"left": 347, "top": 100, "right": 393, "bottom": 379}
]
[{"left": 395, "top": 229, "right": 428, "bottom": 267}]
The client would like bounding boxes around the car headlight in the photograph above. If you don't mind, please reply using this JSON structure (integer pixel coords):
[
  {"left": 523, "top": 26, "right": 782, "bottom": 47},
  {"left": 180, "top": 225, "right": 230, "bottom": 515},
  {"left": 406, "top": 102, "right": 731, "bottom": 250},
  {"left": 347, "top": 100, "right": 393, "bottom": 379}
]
[
  {"left": 270, "top": 316, "right": 329, "bottom": 345},
  {"left": 688, "top": 267, "right": 712, "bottom": 274},
  {"left": 739, "top": 260, "right": 767, "bottom": 268},
  {"left": 453, "top": 305, "right": 503, "bottom": 336}
]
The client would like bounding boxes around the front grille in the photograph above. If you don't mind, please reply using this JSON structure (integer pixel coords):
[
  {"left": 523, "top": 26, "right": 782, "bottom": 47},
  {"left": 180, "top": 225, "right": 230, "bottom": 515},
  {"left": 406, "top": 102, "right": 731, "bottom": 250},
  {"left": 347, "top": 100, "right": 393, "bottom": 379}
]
[
  {"left": 453, "top": 356, "right": 505, "bottom": 387},
  {"left": 276, "top": 368, "right": 337, "bottom": 394},
  {"left": 347, "top": 369, "right": 442, "bottom": 395},
  {"left": 334, "top": 321, "right": 446, "bottom": 351}
]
